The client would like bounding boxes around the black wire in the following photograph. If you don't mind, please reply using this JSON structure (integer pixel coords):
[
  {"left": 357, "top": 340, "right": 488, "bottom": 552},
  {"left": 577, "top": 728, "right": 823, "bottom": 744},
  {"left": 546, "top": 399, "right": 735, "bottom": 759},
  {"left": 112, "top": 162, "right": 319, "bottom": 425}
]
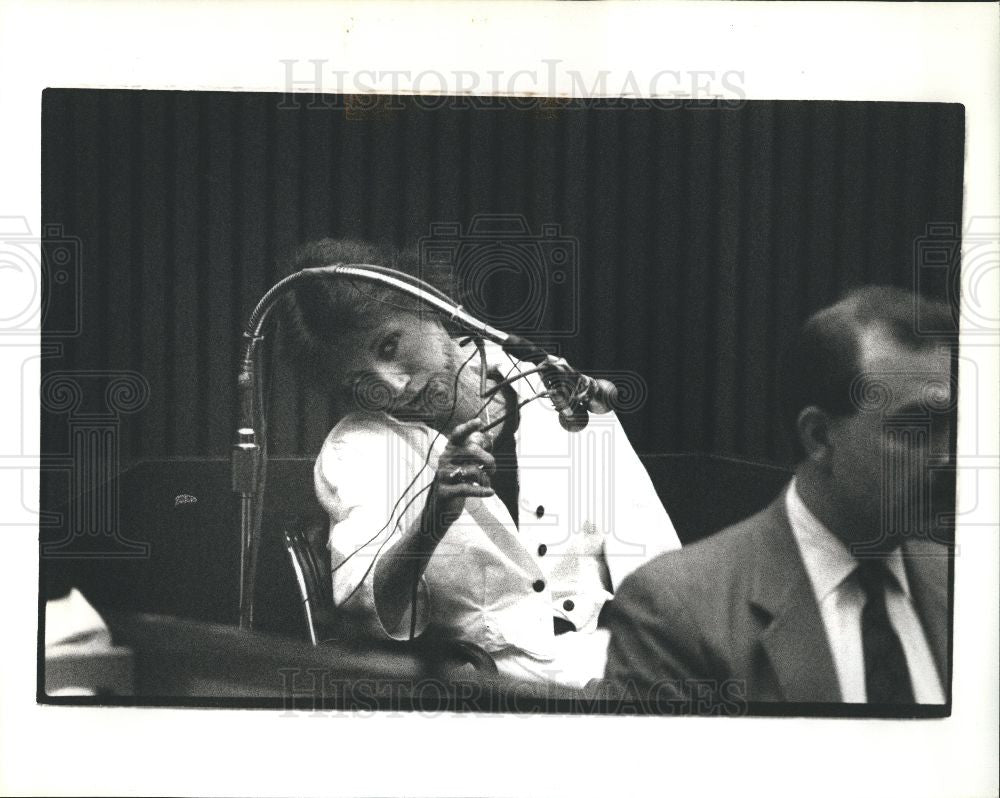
[
  {"left": 479, "top": 392, "right": 551, "bottom": 435},
  {"left": 328, "top": 346, "right": 480, "bottom": 580},
  {"left": 507, "top": 351, "right": 543, "bottom": 394},
  {"left": 329, "top": 342, "right": 552, "bottom": 641},
  {"left": 329, "top": 341, "right": 484, "bottom": 596},
  {"left": 334, "top": 483, "right": 432, "bottom": 611},
  {"left": 330, "top": 346, "right": 540, "bottom": 580},
  {"left": 481, "top": 363, "right": 550, "bottom": 399},
  {"left": 332, "top": 363, "right": 522, "bottom": 620}
]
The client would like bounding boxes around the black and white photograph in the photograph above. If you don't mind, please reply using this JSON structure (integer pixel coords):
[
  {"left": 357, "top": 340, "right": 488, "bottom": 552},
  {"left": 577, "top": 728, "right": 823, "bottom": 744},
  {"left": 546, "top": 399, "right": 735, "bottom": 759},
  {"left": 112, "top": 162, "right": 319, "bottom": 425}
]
[
  {"left": 1, "top": 3, "right": 997, "bottom": 797},
  {"left": 37, "top": 90, "right": 964, "bottom": 717}
]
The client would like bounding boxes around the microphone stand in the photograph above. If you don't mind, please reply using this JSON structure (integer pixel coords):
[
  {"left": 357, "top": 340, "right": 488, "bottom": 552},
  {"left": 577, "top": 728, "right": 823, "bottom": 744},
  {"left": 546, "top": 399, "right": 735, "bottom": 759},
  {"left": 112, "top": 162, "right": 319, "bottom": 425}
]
[{"left": 232, "top": 264, "right": 615, "bottom": 631}]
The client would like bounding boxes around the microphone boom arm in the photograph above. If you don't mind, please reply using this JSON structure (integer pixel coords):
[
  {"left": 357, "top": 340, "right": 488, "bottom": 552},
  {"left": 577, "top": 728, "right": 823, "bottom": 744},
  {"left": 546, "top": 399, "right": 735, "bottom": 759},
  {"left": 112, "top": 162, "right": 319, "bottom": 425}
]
[{"left": 233, "top": 264, "right": 616, "bottom": 630}]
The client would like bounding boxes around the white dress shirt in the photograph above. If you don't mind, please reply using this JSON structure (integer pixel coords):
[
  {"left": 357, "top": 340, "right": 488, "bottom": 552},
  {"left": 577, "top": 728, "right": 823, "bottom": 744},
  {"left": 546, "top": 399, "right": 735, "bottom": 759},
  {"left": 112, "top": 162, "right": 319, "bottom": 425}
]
[
  {"left": 786, "top": 479, "right": 945, "bottom": 704},
  {"left": 315, "top": 344, "right": 681, "bottom": 687}
]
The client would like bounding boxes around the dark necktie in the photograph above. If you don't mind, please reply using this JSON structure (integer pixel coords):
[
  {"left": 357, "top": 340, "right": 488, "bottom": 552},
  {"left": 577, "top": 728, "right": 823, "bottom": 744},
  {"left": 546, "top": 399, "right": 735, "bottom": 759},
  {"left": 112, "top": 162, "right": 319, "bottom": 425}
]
[{"left": 855, "top": 560, "right": 916, "bottom": 704}]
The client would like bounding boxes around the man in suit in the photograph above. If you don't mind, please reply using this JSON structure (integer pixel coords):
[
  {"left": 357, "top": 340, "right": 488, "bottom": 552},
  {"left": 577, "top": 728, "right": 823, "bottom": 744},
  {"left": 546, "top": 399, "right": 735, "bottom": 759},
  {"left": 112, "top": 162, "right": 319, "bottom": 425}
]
[{"left": 604, "top": 286, "right": 954, "bottom": 708}]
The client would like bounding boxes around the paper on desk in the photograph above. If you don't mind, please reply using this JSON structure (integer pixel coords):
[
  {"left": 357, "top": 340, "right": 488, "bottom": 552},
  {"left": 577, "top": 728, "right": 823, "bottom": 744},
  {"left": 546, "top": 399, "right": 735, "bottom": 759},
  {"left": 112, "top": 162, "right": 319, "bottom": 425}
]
[{"left": 45, "top": 588, "right": 112, "bottom": 650}]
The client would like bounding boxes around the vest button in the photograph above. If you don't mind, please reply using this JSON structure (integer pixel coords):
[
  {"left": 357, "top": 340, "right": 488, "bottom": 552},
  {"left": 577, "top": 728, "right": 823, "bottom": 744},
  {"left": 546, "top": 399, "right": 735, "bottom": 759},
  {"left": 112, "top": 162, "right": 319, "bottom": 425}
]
[
  {"left": 532, "top": 579, "right": 545, "bottom": 593},
  {"left": 537, "top": 544, "right": 547, "bottom": 556},
  {"left": 535, "top": 505, "right": 545, "bottom": 518},
  {"left": 563, "top": 599, "right": 575, "bottom": 612}
]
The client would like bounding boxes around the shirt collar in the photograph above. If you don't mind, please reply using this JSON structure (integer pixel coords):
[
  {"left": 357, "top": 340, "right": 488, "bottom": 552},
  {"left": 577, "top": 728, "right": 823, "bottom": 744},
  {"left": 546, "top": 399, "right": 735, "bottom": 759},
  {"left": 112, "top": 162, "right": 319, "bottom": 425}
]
[
  {"left": 785, "top": 478, "right": 912, "bottom": 601},
  {"left": 883, "top": 547, "right": 912, "bottom": 597},
  {"left": 786, "top": 479, "right": 856, "bottom": 602}
]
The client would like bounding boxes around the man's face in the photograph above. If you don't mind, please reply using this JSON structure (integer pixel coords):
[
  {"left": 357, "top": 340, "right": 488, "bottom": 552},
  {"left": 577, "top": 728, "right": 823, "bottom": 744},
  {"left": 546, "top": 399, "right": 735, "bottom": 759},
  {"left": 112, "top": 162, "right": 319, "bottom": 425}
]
[{"left": 824, "top": 329, "right": 954, "bottom": 551}]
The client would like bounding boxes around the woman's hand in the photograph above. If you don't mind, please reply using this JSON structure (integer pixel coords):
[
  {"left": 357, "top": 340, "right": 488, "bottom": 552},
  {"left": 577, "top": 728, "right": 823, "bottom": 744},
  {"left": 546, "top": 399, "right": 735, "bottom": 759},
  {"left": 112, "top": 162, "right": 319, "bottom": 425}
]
[{"left": 424, "top": 418, "right": 496, "bottom": 539}]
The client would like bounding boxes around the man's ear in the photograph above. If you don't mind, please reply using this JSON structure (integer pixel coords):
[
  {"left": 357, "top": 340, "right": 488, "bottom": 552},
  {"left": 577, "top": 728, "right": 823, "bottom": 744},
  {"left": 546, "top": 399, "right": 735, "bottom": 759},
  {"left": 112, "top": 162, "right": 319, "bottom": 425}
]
[{"left": 796, "top": 405, "right": 833, "bottom": 465}]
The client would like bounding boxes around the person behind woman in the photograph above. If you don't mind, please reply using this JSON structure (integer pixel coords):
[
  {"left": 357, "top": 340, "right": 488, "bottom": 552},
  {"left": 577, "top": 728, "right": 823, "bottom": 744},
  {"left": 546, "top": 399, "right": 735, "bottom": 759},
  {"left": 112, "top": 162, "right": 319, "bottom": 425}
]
[{"left": 280, "top": 237, "right": 680, "bottom": 687}]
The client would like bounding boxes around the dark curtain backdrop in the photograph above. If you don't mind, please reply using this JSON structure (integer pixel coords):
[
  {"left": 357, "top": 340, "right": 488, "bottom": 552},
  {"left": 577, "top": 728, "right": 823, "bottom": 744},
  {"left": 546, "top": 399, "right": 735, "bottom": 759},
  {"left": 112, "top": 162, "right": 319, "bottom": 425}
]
[{"left": 41, "top": 91, "right": 964, "bottom": 501}]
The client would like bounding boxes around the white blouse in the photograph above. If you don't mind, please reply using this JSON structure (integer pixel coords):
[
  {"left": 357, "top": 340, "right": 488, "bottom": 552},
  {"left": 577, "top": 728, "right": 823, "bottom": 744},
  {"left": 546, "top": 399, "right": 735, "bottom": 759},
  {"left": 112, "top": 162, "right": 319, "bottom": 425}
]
[{"left": 315, "top": 347, "right": 680, "bottom": 686}]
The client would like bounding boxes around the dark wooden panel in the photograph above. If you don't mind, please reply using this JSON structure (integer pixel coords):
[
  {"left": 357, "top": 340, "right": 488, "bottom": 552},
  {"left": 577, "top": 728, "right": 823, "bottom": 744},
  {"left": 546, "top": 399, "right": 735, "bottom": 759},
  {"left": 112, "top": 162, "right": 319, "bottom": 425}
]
[
  {"left": 138, "top": 92, "right": 171, "bottom": 457},
  {"left": 334, "top": 105, "right": 369, "bottom": 240},
  {"left": 103, "top": 92, "right": 137, "bottom": 376},
  {"left": 678, "top": 110, "right": 715, "bottom": 451},
  {"left": 69, "top": 93, "right": 103, "bottom": 380},
  {"left": 647, "top": 109, "right": 684, "bottom": 453},
  {"left": 711, "top": 106, "right": 744, "bottom": 455},
  {"left": 742, "top": 103, "right": 776, "bottom": 456},
  {"left": 169, "top": 93, "right": 203, "bottom": 455},
  {"left": 203, "top": 95, "right": 238, "bottom": 456}
]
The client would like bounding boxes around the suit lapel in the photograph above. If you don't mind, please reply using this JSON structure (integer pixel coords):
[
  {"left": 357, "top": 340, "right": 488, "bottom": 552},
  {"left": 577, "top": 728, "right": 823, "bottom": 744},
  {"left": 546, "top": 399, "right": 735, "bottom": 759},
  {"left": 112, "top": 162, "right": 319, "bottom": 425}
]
[
  {"left": 903, "top": 542, "right": 950, "bottom": 690},
  {"left": 749, "top": 495, "right": 842, "bottom": 703}
]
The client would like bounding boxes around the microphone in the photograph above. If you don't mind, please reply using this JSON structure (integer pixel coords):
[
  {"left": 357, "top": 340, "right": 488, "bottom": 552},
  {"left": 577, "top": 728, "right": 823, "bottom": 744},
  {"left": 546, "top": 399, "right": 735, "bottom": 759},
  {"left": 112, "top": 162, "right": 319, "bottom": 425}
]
[{"left": 500, "top": 334, "right": 619, "bottom": 431}]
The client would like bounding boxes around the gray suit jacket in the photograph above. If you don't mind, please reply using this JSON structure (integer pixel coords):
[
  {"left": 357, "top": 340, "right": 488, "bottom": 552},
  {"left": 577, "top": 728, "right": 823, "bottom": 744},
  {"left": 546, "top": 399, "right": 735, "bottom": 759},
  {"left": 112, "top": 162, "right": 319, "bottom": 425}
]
[{"left": 604, "top": 490, "right": 950, "bottom": 704}]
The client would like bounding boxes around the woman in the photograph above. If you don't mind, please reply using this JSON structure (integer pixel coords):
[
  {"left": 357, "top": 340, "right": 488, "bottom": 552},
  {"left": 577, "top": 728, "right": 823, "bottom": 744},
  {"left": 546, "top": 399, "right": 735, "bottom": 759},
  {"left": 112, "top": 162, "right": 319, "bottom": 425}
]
[{"left": 281, "top": 238, "right": 680, "bottom": 686}]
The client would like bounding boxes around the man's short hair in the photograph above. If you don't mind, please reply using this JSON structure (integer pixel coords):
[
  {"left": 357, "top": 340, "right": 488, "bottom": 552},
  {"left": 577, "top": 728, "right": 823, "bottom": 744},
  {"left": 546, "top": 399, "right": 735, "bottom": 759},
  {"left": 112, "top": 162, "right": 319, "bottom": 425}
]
[
  {"left": 278, "top": 238, "right": 456, "bottom": 393},
  {"left": 782, "top": 285, "right": 955, "bottom": 458}
]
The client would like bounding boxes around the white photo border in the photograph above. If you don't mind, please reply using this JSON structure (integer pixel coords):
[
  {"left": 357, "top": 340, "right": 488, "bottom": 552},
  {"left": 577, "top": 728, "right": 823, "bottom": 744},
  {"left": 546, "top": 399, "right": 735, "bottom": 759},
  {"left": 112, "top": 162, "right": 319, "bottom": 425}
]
[{"left": 1, "top": 2, "right": 997, "bottom": 797}]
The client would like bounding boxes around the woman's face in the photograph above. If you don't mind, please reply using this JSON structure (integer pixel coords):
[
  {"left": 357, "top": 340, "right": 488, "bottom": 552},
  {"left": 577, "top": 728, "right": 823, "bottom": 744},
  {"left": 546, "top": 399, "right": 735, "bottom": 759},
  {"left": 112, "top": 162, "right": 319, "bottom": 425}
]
[{"left": 334, "top": 310, "right": 477, "bottom": 426}]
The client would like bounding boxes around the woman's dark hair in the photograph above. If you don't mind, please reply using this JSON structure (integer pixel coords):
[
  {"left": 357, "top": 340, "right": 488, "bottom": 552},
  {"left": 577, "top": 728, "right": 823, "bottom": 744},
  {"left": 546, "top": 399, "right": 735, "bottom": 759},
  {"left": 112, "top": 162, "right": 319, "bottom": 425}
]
[{"left": 277, "top": 238, "right": 457, "bottom": 394}]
